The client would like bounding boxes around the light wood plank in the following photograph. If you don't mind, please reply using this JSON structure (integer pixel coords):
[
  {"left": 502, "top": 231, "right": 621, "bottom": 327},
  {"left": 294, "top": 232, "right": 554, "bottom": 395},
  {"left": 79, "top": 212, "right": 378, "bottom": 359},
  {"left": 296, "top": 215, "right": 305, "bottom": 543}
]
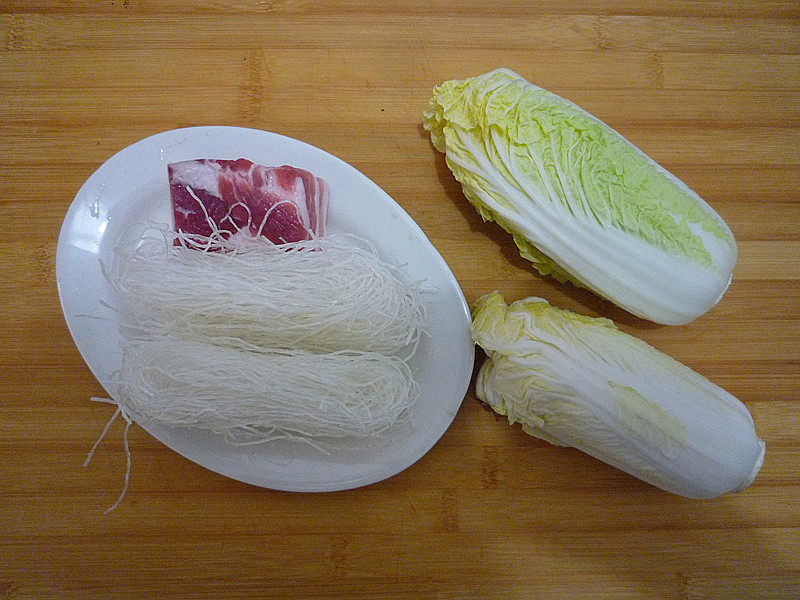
[
  {"left": 3, "top": 87, "right": 800, "bottom": 128},
  {"left": 734, "top": 241, "right": 800, "bottom": 280},
  {"left": 2, "top": 122, "right": 798, "bottom": 166},
  {"left": 663, "top": 52, "right": 800, "bottom": 89},
  {"left": 3, "top": 14, "right": 799, "bottom": 54},
  {"left": 4, "top": 0, "right": 800, "bottom": 18}
]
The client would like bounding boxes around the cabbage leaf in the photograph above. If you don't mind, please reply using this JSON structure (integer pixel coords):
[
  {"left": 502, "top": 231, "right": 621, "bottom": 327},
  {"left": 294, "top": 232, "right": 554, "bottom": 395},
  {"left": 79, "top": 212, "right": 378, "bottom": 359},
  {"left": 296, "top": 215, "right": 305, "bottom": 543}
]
[{"left": 424, "top": 69, "right": 738, "bottom": 325}]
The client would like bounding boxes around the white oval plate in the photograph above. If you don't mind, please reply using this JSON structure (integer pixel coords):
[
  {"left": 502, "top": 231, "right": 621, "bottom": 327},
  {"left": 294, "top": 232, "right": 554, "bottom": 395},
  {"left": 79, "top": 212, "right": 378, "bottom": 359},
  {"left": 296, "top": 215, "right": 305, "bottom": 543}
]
[{"left": 56, "top": 126, "right": 474, "bottom": 492}]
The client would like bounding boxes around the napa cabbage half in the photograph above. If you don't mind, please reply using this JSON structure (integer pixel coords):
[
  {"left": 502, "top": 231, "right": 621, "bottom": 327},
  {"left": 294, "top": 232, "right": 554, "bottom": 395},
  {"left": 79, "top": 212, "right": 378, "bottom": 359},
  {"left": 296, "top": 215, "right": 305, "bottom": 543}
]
[
  {"left": 471, "top": 291, "right": 765, "bottom": 499},
  {"left": 424, "top": 69, "right": 737, "bottom": 325}
]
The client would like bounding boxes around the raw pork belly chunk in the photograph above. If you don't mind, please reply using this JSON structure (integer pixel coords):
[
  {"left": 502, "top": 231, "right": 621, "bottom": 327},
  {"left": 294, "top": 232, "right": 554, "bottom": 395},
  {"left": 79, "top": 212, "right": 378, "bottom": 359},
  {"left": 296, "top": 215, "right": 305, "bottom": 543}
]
[{"left": 168, "top": 158, "right": 328, "bottom": 244}]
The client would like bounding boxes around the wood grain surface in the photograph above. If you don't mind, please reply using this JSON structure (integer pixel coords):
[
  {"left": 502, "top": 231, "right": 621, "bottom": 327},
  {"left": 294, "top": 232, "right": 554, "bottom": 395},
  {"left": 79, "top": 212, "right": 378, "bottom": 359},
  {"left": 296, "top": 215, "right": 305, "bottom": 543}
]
[{"left": 2, "top": 1, "right": 799, "bottom": 599}]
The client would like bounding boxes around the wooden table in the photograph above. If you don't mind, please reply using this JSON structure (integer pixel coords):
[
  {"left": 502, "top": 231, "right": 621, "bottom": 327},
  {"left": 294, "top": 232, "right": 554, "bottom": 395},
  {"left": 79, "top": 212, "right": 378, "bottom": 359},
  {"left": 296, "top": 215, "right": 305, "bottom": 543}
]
[{"left": 3, "top": 2, "right": 799, "bottom": 598}]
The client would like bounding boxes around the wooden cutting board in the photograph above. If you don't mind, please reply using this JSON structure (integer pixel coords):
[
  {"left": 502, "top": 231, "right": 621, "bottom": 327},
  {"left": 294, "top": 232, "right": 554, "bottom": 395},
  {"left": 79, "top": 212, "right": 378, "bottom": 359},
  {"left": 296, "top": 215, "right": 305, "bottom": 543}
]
[{"left": 2, "top": 2, "right": 798, "bottom": 598}]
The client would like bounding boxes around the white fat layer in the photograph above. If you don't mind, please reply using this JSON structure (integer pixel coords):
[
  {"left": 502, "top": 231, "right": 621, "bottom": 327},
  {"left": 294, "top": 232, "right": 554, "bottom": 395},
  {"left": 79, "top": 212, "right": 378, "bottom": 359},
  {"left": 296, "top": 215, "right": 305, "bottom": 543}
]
[{"left": 170, "top": 160, "right": 221, "bottom": 196}]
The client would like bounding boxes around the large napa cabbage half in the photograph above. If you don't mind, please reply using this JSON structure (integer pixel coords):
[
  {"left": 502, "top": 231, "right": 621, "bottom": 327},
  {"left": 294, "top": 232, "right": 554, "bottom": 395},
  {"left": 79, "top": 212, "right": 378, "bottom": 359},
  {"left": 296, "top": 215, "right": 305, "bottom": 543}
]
[
  {"left": 471, "top": 291, "right": 765, "bottom": 499},
  {"left": 424, "top": 69, "right": 737, "bottom": 325}
]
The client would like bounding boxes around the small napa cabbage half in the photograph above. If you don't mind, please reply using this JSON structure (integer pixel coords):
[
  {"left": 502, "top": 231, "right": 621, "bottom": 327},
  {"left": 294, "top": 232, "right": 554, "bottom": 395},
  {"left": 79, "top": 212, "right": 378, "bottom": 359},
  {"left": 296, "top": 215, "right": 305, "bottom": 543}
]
[
  {"left": 424, "top": 69, "right": 737, "bottom": 325},
  {"left": 471, "top": 291, "right": 765, "bottom": 499}
]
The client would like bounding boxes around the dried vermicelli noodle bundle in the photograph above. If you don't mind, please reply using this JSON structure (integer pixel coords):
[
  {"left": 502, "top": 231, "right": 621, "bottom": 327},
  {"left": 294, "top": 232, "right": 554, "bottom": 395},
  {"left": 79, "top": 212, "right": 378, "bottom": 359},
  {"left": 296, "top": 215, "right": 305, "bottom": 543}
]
[
  {"left": 118, "top": 338, "right": 419, "bottom": 442},
  {"left": 88, "top": 227, "right": 428, "bottom": 512},
  {"left": 109, "top": 231, "right": 426, "bottom": 354}
]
